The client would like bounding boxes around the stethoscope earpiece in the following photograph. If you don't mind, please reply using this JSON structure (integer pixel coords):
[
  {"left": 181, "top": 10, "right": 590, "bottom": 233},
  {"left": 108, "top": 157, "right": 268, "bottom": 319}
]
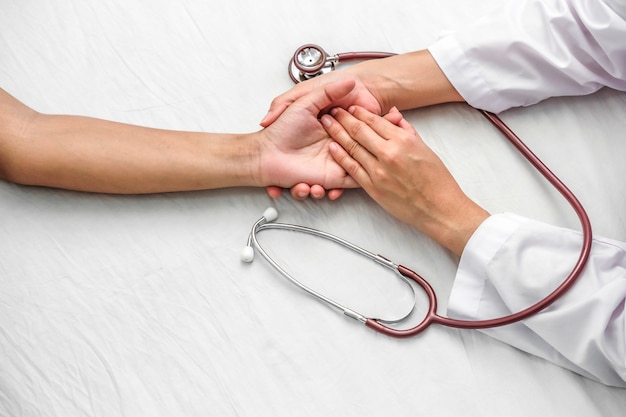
[
  {"left": 241, "top": 207, "right": 278, "bottom": 263},
  {"left": 240, "top": 245, "right": 254, "bottom": 263},
  {"left": 262, "top": 207, "right": 278, "bottom": 222}
]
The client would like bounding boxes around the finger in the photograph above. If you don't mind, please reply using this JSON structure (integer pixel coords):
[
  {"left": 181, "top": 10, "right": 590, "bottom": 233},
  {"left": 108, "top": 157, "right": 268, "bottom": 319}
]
[
  {"left": 391, "top": 108, "right": 418, "bottom": 134},
  {"left": 397, "top": 116, "right": 418, "bottom": 134},
  {"left": 327, "top": 188, "right": 345, "bottom": 201},
  {"left": 309, "top": 184, "right": 326, "bottom": 200},
  {"left": 260, "top": 81, "right": 315, "bottom": 127},
  {"left": 266, "top": 186, "right": 283, "bottom": 198},
  {"left": 335, "top": 175, "right": 359, "bottom": 189},
  {"left": 260, "top": 75, "right": 332, "bottom": 126},
  {"left": 328, "top": 107, "right": 388, "bottom": 158},
  {"left": 290, "top": 183, "right": 312, "bottom": 200},
  {"left": 328, "top": 142, "right": 372, "bottom": 189},
  {"left": 260, "top": 102, "right": 291, "bottom": 128},
  {"left": 321, "top": 112, "right": 377, "bottom": 170},
  {"left": 349, "top": 105, "right": 416, "bottom": 143},
  {"left": 382, "top": 107, "right": 418, "bottom": 134},
  {"left": 296, "top": 78, "right": 356, "bottom": 118},
  {"left": 383, "top": 107, "right": 403, "bottom": 126}
]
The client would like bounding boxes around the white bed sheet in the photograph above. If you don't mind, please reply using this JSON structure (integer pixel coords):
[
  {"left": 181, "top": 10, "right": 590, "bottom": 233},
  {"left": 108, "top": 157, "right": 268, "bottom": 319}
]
[{"left": 1, "top": 0, "right": 625, "bottom": 416}]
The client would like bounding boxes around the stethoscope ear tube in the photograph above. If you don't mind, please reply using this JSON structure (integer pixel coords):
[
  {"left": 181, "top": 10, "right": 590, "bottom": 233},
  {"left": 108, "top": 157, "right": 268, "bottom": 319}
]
[
  {"left": 245, "top": 216, "right": 420, "bottom": 327},
  {"left": 364, "top": 265, "right": 439, "bottom": 337}
]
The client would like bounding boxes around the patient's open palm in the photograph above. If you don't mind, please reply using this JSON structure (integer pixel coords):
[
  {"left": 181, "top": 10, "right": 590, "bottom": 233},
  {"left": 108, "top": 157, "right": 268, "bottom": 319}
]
[{"left": 258, "top": 80, "right": 359, "bottom": 192}]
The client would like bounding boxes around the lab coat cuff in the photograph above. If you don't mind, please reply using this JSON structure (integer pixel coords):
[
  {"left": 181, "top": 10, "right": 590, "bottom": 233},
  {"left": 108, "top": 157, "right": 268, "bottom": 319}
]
[
  {"left": 428, "top": 35, "right": 511, "bottom": 114},
  {"left": 447, "top": 213, "right": 527, "bottom": 320}
]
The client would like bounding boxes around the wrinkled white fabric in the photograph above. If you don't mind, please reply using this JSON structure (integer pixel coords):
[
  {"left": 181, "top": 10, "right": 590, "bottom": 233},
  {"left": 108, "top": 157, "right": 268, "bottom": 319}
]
[
  {"left": 3, "top": 1, "right": 626, "bottom": 415},
  {"left": 429, "top": 0, "right": 626, "bottom": 113},
  {"left": 449, "top": 214, "right": 626, "bottom": 386}
]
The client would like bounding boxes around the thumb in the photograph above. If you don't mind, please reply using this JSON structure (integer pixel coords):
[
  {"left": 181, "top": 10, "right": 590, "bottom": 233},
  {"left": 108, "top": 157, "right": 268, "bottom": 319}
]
[
  {"left": 383, "top": 107, "right": 418, "bottom": 134},
  {"left": 297, "top": 78, "right": 357, "bottom": 116}
]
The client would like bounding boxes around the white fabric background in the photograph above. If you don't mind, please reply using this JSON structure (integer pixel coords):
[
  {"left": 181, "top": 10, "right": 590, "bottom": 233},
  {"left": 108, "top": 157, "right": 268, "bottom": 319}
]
[{"left": 1, "top": 0, "right": 625, "bottom": 416}]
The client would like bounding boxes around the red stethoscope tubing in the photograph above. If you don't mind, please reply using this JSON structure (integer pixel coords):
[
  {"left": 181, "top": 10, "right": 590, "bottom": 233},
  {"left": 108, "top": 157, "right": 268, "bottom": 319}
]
[
  {"left": 366, "top": 110, "right": 593, "bottom": 338},
  {"left": 290, "top": 46, "right": 593, "bottom": 338}
]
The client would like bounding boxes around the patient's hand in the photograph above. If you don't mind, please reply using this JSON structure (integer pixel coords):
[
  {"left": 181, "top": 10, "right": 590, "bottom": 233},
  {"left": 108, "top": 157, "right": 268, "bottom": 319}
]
[
  {"left": 259, "top": 71, "right": 384, "bottom": 128},
  {"left": 255, "top": 79, "right": 360, "bottom": 196},
  {"left": 261, "top": 70, "right": 385, "bottom": 200}
]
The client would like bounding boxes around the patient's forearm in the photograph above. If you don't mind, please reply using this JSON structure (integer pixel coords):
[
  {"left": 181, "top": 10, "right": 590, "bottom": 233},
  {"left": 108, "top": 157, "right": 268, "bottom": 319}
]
[
  {"left": 19, "top": 115, "right": 259, "bottom": 193},
  {"left": 0, "top": 90, "right": 260, "bottom": 194}
]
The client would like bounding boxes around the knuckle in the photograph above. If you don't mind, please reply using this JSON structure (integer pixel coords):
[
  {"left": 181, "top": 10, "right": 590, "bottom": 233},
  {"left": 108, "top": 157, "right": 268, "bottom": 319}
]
[
  {"left": 345, "top": 161, "right": 361, "bottom": 177},
  {"left": 354, "top": 107, "right": 378, "bottom": 126},
  {"left": 378, "top": 147, "right": 399, "bottom": 164},
  {"left": 372, "top": 166, "right": 389, "bottom": 182},
  {"left": 329, "top": 123, "right": 346, "bottom": 138},
  {"left": 347, "top": 120, "right": 367, "bottom": 139},
  {"left": 269, "top": 96, "right": 280, "bottom": 108},
  {"left": 269, "top": 95, "right": 286, "bottom": 109},
  {"left": 337, "top": 151, "right": 363, "bottom": 178},
  {"left": 347, "top": 140, "right": 361, "bottom": 158}
]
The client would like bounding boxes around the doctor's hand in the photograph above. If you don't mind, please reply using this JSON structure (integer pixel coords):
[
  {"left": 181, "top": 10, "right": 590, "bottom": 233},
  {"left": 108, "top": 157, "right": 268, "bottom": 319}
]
[
  {"left": 256, "top": 79, "right": 360, "bottom": 196},
  {"left": 322, "top": 106, "right": 489, "bottom": 256}
]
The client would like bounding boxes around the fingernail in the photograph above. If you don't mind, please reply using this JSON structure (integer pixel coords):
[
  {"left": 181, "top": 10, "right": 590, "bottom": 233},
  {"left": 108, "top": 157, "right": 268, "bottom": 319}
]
[
  {"left": 348, "top": 105, "right": 356, "bottom": 114},
  {"left": 321, "top": 114, "right": 332, "bottom": 127},
  {"left": 330, "top": 107, "right": 339, "bottom": 116},
  {"left": 329, "top": 142, "right": 339, "bottom": 153}
]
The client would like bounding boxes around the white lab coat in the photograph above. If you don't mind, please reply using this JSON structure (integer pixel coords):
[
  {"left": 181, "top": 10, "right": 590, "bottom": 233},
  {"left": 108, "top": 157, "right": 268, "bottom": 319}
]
[{"left": 428, "top": 0, "right": 626, "bottom": 387}]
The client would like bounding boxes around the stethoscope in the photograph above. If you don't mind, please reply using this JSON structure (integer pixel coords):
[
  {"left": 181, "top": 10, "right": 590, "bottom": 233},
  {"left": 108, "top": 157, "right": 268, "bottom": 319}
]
[
  {"left": 242, "top": 44, "right": 593, "bottom": 338},
  {"left": 288, "top": 43, "right": 395, "bottom": 83}
]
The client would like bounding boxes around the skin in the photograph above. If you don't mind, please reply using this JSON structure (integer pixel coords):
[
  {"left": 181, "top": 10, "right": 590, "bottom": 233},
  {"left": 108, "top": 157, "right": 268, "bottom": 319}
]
[
  {"left": 263, "top": 50, "right": 464, "bottom": 200},
  {"left": 322, "top": 106, "right": 489, "bottom": 256},
  {"left": 0, "top": 80, "right": 360, "bottom": 195},
  {"left": 262, "top": 49, "right": 489, "bottom": 255}
]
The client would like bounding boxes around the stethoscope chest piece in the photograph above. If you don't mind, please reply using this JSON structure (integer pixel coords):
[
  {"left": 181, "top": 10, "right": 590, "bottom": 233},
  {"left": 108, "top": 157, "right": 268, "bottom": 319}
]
[
  {"left": 289, "top": 44, "right": 338, "bottom": 83},
  {"left": 288, "top": 44, "right": 396, "bottom": 83}
]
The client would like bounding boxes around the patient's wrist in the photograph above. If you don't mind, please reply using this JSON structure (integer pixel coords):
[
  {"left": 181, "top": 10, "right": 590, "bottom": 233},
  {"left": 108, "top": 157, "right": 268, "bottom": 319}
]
[
  {"left": 240, "top": 132, "right": 265, "bottom": 187},
  {"left": 252, "top": 130, "right": 284, "bottom": 188}
]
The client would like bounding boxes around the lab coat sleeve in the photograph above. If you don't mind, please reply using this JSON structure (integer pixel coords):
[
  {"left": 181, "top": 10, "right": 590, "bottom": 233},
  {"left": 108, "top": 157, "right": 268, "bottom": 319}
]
[
  {"left": 448, "top": 213, "right": 626, "bottom": 387},
  {"left": 428, "top": 0, "right": 626, "bottom": 113}
]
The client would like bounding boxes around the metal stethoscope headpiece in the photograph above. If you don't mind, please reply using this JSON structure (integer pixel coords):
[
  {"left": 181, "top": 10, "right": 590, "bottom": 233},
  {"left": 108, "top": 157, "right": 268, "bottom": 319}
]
[
  {"left": 289, "top": 44, "right": 339, "bottom": 83},
  {"left": 289, "top": 44, "right": 395, "bottom": 83}
]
